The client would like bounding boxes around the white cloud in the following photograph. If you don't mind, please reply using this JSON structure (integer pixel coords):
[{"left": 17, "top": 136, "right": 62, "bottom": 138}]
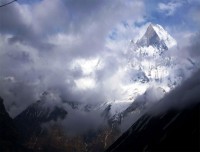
[
  {"left": 70, "top": 58, "right": 102, "bottom": 75},
  {"left": 0, "top": 0, "right": 146, "bottom": 116},
  {"left": 158, "top": 1, "right": 183, "bottom": 16},
  {"left": 75, "top": 77, "right": 96, "bottom": 90}
]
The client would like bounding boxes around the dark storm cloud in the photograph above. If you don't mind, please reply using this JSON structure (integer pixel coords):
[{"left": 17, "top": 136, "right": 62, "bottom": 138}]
[
  {"left": 0, "top": 0, "right": 143, "bottom": 54},
  {"left": 0, "top": 1, "right": 55, "bottom": 50},
  {"left": 0, "top": 3, "right": 28, "bottom": 34}
]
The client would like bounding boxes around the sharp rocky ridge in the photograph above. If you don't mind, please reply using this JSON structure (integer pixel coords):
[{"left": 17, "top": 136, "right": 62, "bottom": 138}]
[{"left": 136, "top": 23, "right": 177, "bottom": 49}]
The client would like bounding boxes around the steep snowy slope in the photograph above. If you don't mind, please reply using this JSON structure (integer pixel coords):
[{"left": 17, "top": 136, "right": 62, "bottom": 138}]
[{"left": 106, "top": 23, "right": 197, "bottom": 117}]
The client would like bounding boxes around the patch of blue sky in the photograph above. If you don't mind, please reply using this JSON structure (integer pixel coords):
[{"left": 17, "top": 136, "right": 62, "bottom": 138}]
[
  {"left": 108, "top": 21, "right": 131, "bottom": 41},
  {"left": 108, "top": 29, "right": 118, "bottom": 40},
  {"left": 134, "top": 20, "right": 148, "bottom": 27},
  {"left": 144, "top": 0, "right": 200, "bottom": 31}
]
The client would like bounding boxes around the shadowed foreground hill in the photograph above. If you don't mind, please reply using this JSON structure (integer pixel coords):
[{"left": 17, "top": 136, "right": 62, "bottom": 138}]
[
  {"left": 106, "top": 71, "right": 200, "bottom": 152},
  {"left": 106, "top": 102, "right": 200, "bottom": 152},
  {"left": 0, "top": 97, "right": 27, "bottom": 151}
]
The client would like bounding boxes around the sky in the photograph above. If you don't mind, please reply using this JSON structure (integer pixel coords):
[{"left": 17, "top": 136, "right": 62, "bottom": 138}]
[{"left": 0, "top": 0, "right": 200, "bottom": 117}]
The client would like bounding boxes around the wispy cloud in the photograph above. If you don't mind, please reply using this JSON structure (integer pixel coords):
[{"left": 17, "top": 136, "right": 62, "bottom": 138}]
[{"left": 158, "top": 1, "right": 183, "bottom": 16}]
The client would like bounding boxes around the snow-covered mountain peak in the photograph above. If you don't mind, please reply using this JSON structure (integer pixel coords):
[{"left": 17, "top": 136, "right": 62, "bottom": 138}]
[
  {"left": 108, "top": 23, "right": 190, "bottom": 117},
  {"left": 137, "top": 23, "right": 177, "bottom": 49}
]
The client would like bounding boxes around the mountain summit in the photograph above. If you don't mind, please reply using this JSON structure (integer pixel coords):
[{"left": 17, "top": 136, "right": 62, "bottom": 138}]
[
  {"left": 107, "top": 23, "right": 196, "bottom": 117},
  {"left": 137, "top": 23, "right": 177, "bottom": 49}
]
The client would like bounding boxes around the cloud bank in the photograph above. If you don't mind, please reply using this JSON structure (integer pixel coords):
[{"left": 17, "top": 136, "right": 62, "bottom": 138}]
[
  {"left": 0, "top": 0, "right": 145, "bottom": 116},
  {"left": 0, "top": 0, "right": 199, "bottom": 118}
]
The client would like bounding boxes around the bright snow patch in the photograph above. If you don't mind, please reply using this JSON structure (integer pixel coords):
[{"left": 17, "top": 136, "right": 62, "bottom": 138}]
[{"left": 151, "top": 24, "right": 177, "bottom": 48}]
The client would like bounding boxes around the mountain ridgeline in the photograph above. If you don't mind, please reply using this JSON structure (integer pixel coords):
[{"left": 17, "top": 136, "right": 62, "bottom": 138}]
[{"left": 0, "top": 23, "right": 199, "bottom": 152}]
